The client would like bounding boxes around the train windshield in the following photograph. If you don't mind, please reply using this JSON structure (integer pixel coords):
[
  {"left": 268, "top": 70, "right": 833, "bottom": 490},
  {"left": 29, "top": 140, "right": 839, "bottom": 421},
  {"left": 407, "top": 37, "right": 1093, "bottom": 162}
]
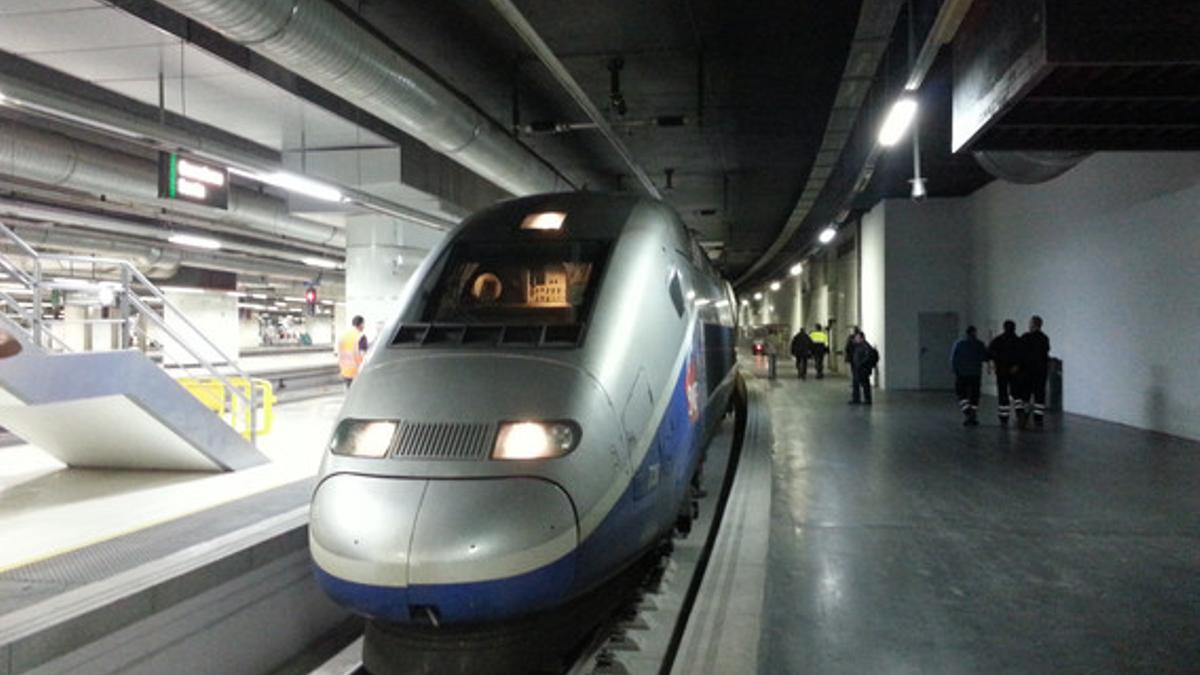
[{"left": 421, "top": 240, "right": 610, "bottom": 325}]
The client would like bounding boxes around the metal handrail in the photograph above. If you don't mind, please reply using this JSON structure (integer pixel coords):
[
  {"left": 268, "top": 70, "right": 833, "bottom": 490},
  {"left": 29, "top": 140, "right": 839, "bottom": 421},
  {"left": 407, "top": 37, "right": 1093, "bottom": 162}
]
[
  {"left": 0, "top": 287, "right": 74, "bottom": 353},
  {"left": 0, "top": 229, "right": 258, "bottom": 444}
]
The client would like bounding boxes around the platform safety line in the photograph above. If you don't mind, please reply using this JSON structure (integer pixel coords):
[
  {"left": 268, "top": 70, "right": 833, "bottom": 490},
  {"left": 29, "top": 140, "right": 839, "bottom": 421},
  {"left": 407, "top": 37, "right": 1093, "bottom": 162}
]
[
  {"left": 0, "top": 505, "right": 308, "bottom": 644},
  {"left": 672, "top": 384, "right": 772, "bottom": 672}
]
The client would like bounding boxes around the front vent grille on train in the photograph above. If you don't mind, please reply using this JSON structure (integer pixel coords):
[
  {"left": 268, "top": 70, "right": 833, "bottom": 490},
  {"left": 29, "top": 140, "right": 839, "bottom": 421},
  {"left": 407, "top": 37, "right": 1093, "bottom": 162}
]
[
  {"left": 390, "top": 421, "right": 494, "bottom": 460},
  {"left": 391, "top": 323, "right": 585, "bottom": 348}
]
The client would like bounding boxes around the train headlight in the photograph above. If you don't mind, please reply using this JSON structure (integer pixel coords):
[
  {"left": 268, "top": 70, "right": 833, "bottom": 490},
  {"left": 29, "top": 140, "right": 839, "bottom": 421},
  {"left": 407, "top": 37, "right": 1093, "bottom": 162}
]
[
  {"left": 329, "top": 419, "right": 397, "bottom": 458},
  {"left": 493, "top": 421, "right": 580, "bottom": 460}
]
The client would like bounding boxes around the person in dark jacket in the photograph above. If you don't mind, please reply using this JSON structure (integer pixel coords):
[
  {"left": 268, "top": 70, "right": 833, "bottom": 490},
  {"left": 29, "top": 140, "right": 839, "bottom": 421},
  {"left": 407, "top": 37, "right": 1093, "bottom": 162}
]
[
  {"left": 843, "top": 326, "right": 860, "bottom": 369},
  {"left": 1018, "top": 315, "right": 1052, "bottom": 428},
  {"left": 848, "top": 332, "right": 878, "bottom": 405},
  {"left": 790, "top": 328, "right": 813, "bottom": 379},
  {"left": 987, "top": 320, "right": 1023, "bottom": 425},
  {"left": 950, "top": 326, "right": 989, "bottom": 426}
]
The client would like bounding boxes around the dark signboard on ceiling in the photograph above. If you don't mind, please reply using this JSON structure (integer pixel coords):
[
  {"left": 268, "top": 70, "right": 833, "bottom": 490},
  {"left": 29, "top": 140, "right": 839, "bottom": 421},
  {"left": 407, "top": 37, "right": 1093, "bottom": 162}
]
[{"left": 158, "top": 152, "right": 229, "bottom": 209}]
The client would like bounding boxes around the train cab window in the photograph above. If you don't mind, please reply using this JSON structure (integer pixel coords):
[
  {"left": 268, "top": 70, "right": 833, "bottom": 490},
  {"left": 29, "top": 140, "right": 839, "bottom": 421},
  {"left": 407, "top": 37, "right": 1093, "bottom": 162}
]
[{"left": 420, "top": 240, "right": 610, "bottom": 326}]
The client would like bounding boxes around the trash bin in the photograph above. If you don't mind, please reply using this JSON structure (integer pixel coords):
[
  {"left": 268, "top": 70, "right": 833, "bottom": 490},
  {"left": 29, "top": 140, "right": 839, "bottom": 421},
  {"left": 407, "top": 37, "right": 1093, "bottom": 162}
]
[{"left": 1048, "top": 358, "right": 1063, "bottom": 411}]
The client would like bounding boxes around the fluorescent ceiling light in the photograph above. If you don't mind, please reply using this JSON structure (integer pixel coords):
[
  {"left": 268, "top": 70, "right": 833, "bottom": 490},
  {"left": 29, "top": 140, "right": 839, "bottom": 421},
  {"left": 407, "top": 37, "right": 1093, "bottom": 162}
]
[
  {"left": 168, "top": 233, "right": 222, "bottom": 250},
  {"left": 753, "top": 292, "right": 763, "bottom": 301},
  {"left": 769, "top": 281, "right": 781, "bottom": 292},
  {"left": 819, "top": 227, "right": 837, "bottom": 244},
  {"left": 879, "top": 98, "right": 918, "bottom": 147},
  {"left": 301, "top": 257, "right": 340, "bottom": 270},
  {"left": 789, "top": 262, "right": 803, "bottom": 277},
  {"left": 231, "top": 168, "right": 344, "bottom": 202}
]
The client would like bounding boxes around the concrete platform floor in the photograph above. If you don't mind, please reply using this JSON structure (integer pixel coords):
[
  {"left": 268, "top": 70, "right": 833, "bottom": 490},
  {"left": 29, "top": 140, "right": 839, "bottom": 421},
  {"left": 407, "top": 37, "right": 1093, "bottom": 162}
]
[
  {"left": 757, "top": 372, "right": 1200, "bottom": 674},
  {"left": 0, "top": 395, "right": 342, "bottom": 572}
]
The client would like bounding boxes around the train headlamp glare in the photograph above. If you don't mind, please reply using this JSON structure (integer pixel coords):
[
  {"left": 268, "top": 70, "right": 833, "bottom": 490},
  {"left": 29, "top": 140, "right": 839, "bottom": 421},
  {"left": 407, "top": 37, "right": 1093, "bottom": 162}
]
[
  {"left": 493, "top": 421, "right": 580, "bottom": 460},
  {"left": 329, "top": 420, "right": 396, "bottom": 458}
]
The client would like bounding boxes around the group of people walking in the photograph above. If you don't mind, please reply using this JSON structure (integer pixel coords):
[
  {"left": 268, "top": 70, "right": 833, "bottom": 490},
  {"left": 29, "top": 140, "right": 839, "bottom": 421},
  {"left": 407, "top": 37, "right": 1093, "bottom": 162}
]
[
  {"left": 950, "top": 316, "right": 1052, "bottom": 428},
  {"left": 790, "top": 324, "right": 879, "bottom": 404},
  {"left": 788, "top": 323, "right": 829, "bottom": 380}
]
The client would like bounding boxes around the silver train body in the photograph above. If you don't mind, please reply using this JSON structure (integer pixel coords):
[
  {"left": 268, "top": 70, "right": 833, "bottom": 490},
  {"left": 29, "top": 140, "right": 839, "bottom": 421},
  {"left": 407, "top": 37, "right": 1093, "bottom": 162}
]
[{"left": 310, "top": 193, "right": 738, "bottom": 624}]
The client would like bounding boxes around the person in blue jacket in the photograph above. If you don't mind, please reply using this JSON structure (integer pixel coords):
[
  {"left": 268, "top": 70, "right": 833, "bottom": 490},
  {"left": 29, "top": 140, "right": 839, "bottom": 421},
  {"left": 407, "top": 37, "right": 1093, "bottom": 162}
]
[{"left": 950, "top": 326, "right": 989, "bottom": 426}]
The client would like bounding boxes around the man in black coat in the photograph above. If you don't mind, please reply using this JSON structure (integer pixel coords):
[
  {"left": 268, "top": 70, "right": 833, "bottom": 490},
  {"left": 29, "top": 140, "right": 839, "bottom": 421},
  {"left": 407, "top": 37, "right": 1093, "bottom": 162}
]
[
  {"left": 1018, "top": 315, "right": 1052, "bottom": 428},
  {"left": 790, "top": 328, "right": 813, "bottom": 380},
  {"left": 987, "top": 320, "right": 1024, "bottom": 426},
  {"left": 848, "top": 332, "right": 878, "bottom": 405}
]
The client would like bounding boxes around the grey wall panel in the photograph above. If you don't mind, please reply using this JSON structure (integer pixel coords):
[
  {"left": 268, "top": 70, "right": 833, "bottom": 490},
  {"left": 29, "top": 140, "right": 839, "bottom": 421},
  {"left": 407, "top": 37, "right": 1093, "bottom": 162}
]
[{"left": 964, "top": 152, "right": 1200, "bottom": 440}]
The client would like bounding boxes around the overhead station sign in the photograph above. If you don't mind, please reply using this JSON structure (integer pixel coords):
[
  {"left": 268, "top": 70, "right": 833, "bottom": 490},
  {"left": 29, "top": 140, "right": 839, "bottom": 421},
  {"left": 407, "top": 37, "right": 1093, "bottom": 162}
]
[{"left": 158, "top": 153, "right": 229, "bottom": 209}]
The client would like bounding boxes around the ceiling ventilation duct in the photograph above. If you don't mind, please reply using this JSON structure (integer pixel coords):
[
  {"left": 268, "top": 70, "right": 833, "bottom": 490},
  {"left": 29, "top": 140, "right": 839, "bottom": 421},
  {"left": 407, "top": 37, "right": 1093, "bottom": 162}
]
[
  {"left": 152, "top": 0, "right": 567, "bottom": 196},
  {"left": 953, "top": 0, "right": 1200, "bottom": 152},
  {"left": 0, "top": 121, "right": 344, "bottom": 247},
  {"left": 973, "top": 150, "right": 1088, "bottom": 184}
]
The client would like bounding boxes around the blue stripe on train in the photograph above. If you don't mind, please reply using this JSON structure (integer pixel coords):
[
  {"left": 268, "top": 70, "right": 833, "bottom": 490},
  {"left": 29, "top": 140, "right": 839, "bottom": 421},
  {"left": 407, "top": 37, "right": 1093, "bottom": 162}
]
[
  {"left": 314, "top": 549, "right": 576, "bottom": 624},
  {"left": 314, "top": 338, "right": 729, "bottom": 624}
]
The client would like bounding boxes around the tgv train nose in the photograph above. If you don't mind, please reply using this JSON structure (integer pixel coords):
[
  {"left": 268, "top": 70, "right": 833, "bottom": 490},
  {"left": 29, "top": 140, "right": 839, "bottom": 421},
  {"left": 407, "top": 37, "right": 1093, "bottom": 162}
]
[{"left": 310, "top": 474, "right": 578, "bottom": 623}]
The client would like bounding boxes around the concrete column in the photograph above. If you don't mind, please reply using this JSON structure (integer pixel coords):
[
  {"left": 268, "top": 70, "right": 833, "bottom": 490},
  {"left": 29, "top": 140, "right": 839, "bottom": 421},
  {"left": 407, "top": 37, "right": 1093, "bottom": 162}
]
[
  {"left": 162, "top": 290, "right": 240, "bottom": 366},
  {"left": 345, "top": 215, "right": 444, "bottom": 343}
]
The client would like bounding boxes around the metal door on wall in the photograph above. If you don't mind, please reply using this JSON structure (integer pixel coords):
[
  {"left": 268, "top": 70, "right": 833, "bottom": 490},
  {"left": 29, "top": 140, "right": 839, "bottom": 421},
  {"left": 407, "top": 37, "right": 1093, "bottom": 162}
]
[{"left": 918, "top": 311, "right": 959, "bottom": 390}]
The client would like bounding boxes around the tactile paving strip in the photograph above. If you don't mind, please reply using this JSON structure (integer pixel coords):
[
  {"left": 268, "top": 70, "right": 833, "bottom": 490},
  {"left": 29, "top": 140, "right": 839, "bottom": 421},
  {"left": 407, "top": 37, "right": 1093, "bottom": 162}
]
[{"left": 0, "top": 478, "right": 313, "bottom": 615}]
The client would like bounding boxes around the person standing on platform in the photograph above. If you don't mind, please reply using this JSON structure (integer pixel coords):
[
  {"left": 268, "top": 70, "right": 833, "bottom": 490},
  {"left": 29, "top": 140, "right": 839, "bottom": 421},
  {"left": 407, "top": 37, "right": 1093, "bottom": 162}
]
[
  {"left": 764, "top": 329, "right": 778, "bottom": 380},
  {"left": 337, "top": 315, "right": 368, "bottom": 388},
  {"left": 950, "top": 326, "right": 989, "bottom": 426},
  {"left": 843, "top": 326, "right": 860, "bottom": 373},
  {"left": 1018, "top": 315, "right": 1052, "bottom": 428},
  {"left": 790, "top": 327, "right": 813, "bottom": 380},
  {"left": 987, "top": 320, "right": 1024, "bottom": 426},
  {"left": 848, "top": 332, "right": 878, "bottom": 404},
  {"left": 810, "top": 323, "right": 829, "bottom": 379}
]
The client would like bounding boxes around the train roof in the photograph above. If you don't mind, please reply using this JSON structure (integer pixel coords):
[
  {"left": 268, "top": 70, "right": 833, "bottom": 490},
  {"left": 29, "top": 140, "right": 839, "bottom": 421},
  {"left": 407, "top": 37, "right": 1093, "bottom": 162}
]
[{"left": 454, "top": 192, "right": 670, "bottom": 242}]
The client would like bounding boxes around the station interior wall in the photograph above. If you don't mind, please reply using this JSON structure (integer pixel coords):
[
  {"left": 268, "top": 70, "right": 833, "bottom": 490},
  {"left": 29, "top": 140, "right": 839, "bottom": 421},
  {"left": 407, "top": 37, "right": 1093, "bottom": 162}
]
[{"left": 861, "top": 151, "right": 1200, "bottom": 440}]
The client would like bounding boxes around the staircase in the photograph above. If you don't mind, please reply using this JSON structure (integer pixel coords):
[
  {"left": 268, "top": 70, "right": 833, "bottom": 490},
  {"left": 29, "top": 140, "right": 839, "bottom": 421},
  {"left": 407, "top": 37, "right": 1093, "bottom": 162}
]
[{"left": 0, "top": 223, "right": 268, "bottom": 471}]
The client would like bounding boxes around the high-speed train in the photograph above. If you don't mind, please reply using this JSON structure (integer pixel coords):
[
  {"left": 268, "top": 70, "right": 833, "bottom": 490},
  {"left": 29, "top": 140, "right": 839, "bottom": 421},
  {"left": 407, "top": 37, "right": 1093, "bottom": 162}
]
[{"left": 309, "top": 192, "right": 738, "bottom": 631}]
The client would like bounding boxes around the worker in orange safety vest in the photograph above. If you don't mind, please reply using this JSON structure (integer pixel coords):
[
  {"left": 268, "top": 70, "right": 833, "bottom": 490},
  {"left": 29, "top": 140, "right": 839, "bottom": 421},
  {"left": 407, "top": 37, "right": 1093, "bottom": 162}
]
[{"left": 337, "top": 315, "right": 368, "bottom": 387}]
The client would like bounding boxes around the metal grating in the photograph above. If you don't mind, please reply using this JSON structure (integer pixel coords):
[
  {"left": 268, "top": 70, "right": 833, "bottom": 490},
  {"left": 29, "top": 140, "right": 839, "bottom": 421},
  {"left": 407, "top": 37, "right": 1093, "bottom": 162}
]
[{"left": 391, "top": 421, "right": 494, "bottom": 460}]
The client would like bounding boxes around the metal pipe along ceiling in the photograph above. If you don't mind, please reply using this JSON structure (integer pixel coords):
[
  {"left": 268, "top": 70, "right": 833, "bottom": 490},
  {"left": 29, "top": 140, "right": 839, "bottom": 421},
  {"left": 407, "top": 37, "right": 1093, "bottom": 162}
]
[
  {"left": 6, "top": 223, "right": 339, "bottom": 282},
  {"left": 0, "top": 121, "right": 344, "bottom": 248},
  {"left": 154, "top": 0, "right": 569, "bottom": 196}
]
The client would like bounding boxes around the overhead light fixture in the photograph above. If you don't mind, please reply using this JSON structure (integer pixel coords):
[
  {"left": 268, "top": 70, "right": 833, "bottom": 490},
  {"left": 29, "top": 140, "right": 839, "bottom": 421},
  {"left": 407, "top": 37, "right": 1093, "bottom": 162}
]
[
  {"left": 879, "top": 98, "right": 918, "bottom": 147},
  {"left": 231, "top": 168, "right": 344, "bottom": 203},
  {"left": 301, "top": 257, "right": 340, "bottom": 270},
  {"left": 520, "top": 212, "right": 566, "bottom": 231},
  {"left": 910, "top": 176, "right": 928, "bottom": 201},
  {"left": 168, "top": 233, "right": 222, "bottom": 250},
  {"left": 769, "top": 281, "right": 782, "bottom": 292},
  {"left": 819, "top": 226, "right": 837, "bottom": 244},
  {"left": 789, "top": 262, "right": 803, "bottom": 277},
  {"left": 753, "top": 292, "right": 764, "bottom": 301}
]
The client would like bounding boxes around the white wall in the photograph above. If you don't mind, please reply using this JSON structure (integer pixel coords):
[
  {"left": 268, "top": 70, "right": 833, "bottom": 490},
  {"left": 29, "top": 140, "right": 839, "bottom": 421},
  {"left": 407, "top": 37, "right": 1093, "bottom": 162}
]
[
  {"left": 865, "top": 152, "right": 1200, "bottom": 439},
  {"left": 881, "top": 199, "right": 973, "bottom": 390},
  {"left": 964, "top": 152, "right": 1200, "bottom": 440},
  {"left": 159, "top": 290, "right": 240, "bottom": 365},
  {"left": 860, "top": 202, "right": 887, "bottom": 386}
]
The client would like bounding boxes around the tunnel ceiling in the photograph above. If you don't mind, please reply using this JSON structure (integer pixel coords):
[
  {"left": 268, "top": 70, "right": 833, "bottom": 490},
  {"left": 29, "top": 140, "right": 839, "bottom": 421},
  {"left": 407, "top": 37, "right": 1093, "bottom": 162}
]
[{"left": 344, "top": 0, "right": 869, "bottom": 278}]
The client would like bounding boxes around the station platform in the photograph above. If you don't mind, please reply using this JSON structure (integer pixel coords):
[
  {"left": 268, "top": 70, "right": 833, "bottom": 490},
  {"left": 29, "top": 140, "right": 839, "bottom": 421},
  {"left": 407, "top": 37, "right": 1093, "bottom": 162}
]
[
  {"left": 0, "top": 395, "right": 343, "bottom": 574},
  {"left": 728, "top": 368, "right": 1200, "bottom": 673}
]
